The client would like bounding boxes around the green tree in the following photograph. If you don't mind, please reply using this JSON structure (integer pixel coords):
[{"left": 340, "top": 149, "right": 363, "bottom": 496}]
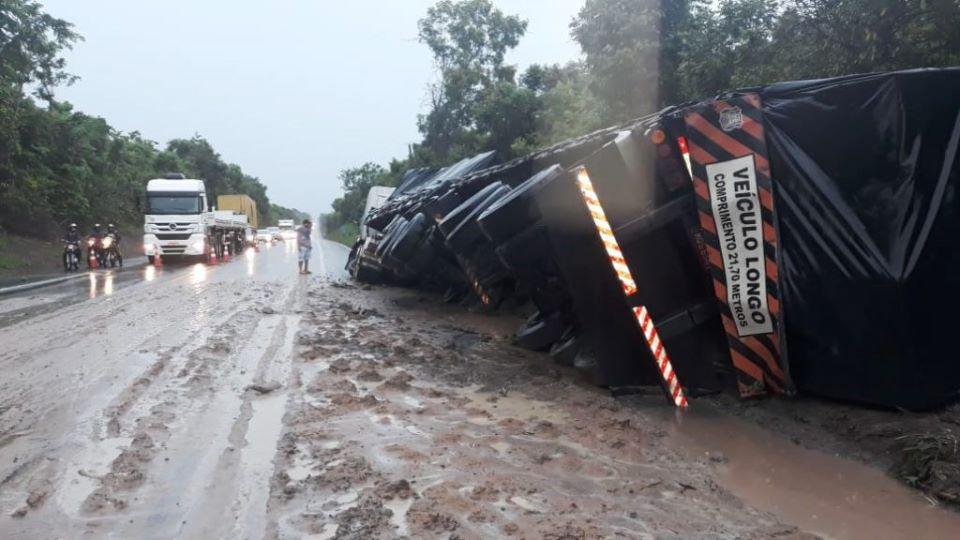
[
  {"left": 416, "top": 0, "right": 528, "bottom": 162},
  {"left": 0, "top": 0, "right": 80, "bottom": 98},
  {"left": 330, "top": 162, "right": 392, "bottom": 227}
]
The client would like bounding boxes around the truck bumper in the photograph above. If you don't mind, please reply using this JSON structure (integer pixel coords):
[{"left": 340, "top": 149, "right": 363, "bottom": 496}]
[{"left": 143, "top": 234, "right": 207, "bottom": 257}]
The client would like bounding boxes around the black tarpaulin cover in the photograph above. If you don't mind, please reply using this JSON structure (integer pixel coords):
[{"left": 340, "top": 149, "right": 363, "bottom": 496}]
[{"left": 757, "top": 68, "right": 960, "bottom": 410}]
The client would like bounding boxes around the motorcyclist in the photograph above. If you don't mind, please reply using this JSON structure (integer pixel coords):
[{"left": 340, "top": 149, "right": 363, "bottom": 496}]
[
  {"left": 87, "top": 223, "right": 103, "bottom": 267},
  {"left": 62, "top": 223, "right": 82, "bottom": 270},
  {"left": 106, "top": 223, "right": 123, "bottom": 266},
  {"left": 64, "top": 223, "right": 81, "bottom": 244}
]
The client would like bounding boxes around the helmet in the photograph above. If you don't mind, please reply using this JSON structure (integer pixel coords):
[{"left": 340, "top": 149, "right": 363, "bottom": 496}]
[
  {"left": 94, "top": 223, "right": 101, "bottom": 228},
  {"left": 107, "top": 223, "right": 116, "bottom": 230},
  {"left": 69, "top": 223, "right": 77, "bottom": 230}
]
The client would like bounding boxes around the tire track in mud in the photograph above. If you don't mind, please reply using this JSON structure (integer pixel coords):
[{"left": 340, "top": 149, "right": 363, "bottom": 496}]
[
  {"left": 89, "top": 279, "right": 306, "bottom": 540},
  {"left": 0, "top": 277, "right": 288, "bottom": 536}
]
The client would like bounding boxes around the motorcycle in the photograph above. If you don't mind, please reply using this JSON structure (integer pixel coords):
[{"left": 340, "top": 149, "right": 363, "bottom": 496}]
[
  {"left": 102, "top": 233, "right": 123, "bottom": 268},
  {"left": 63, "top": 240, "right": 81, "bottom": 272},
  {"left": 86, "top": 236, "right": 102, "bottom": 269}
]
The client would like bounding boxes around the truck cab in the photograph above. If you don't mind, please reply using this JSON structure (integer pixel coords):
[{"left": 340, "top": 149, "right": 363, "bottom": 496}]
[{"left": 143, "top": 177, "right": 210, "bottom": 262}]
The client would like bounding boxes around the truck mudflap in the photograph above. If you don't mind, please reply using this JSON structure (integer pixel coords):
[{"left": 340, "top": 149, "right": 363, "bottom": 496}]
[{"left": 682, "top": 93, "right": 794, "bottom": 398}]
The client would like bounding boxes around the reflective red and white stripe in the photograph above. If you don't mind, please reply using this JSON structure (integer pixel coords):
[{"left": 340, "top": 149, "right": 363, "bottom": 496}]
[
  {"left": 575, "top": 168, "right": 637, "bottom": 296},
  {"left": 635, "top": 305, "right": 688, "bottom": 407},
  {"left": 574, "top": 166, "right": 689, "bottom": 409}
]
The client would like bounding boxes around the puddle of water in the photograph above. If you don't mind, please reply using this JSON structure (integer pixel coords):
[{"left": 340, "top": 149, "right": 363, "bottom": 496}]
[
  {"left": 313, "top": 522, "right": 338, "bottom": 540},
  {"left": 320, "top": 440, "right": 341, "bottom": 450},
  {"left": 662, "top": 405, "right": 960, "bottom": 540},
  {"left": 236, "top": 392, "right": 287, "bottom": 538},
  {"left": 402, "top": 396, "right": 424, "bottom": 409},
  {"left": 460, "top": 386, "right": 570, "bottom": 425},
  {"left": 56, "top": 436, "right": 132, "bottom": 515},
  {"left": 287, "top": 463, "right": 312, "bottom": 482},
  {"left": 490, "top": 441, "right": 512, "bottom": 454},
  {"left": 509, "top": 495, "right": 546, "bottom": 513},
  {"left": 384, "top": 496, "right": 413, "bottom": 536},
  {"left": 404, "top": 425, "right": 427, "bottom": 437}
]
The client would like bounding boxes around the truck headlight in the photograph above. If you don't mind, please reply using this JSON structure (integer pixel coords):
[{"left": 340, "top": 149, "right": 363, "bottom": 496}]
[{"left": 191, "top": 239, "right": 205, "bottom": 251}]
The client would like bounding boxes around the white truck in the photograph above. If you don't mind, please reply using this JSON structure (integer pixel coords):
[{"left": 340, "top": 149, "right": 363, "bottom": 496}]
[
  {"left": 142, "top": 175, "right": 250, "bottom": 264},
  {"left": 277, "top": 219, "right": 296, "bottom": 240},
  {"left": 361, "top": 186, "right": 396, "bottom": 240}
]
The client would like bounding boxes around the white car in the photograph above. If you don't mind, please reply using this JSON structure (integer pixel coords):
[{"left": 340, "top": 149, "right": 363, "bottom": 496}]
[{"left": 256, "top": 229, "right": 273, "bottom": 243}]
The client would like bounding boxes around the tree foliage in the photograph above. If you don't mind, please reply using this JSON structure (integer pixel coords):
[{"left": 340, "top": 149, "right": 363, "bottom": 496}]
[
  {"left": 0, "top": 1, "right": 302, "bottom": 239},
  {"left": 329, "top": 162, "right": 392, "bottom": 228},
  {"left": 415, "top": 0, "right": 529, "bottom": 162}
]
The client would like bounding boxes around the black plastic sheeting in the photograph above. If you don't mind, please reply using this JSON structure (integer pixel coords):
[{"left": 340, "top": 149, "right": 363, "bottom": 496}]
[{"left": 758, "top": 69, "right": 960, "bottom": 410}]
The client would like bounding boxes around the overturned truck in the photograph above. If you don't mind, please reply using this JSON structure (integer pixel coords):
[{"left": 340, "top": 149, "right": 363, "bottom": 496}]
[{"left": 347, "top": 68, "right": 960, "bottom": 411}]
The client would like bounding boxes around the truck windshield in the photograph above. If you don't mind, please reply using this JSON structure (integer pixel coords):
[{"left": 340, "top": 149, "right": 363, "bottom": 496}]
[{"left": 147, "top": 194, "right": 202, "bottom": 214}]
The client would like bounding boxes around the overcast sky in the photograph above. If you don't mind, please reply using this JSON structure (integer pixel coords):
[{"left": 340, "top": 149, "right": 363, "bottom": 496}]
[{"left": 40, "top": 0, "right": 585, "bottom": 218}]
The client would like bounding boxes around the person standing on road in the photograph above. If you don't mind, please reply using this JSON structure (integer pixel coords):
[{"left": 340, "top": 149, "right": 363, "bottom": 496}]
[{"left": 297, "top": 218, "right": 312, "bottom": 275}]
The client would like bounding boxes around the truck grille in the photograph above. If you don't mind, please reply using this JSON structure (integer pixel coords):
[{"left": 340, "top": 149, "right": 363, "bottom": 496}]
[
  {"left": 153, "top": 222, "right": 194, "bottom": 228},
  {"left": 156, "top": 233, "right": 192, "bottom": 240},
  {"left": 161, "top": 247, "right": 186, "bottom": 254}
]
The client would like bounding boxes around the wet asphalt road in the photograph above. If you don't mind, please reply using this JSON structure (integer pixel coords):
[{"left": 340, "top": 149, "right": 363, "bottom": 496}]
[
  {"left": 0, "top": 236, "right": 349, "bottom": 538},
  {"left": 0, "top": 239, "right": 348, "bottom": 329}
]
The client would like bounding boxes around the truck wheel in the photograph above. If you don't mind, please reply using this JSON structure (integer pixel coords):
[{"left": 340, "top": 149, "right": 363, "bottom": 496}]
[
  {"left": 516, "top": 311, "right": 563, "bottom": 351},
  {"left": 445, "top": 185, "right": 511, "bottom": 254},
  {"left": 478, "top": 165, "right": 563, "bottom": 245},
  {"left": 147, "top": 255, "right": 155, "bottom": 265},
  {"left": 549, "top": 329, "right": 579, "bottom": 367},
  {"left": 392, "top": 214, "right": 429, "bottom": 261},
  {"left": 438, "top": 182, "right": 504, "bottom": 238}
]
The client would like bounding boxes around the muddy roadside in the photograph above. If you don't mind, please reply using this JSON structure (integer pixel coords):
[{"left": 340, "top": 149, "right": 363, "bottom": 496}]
[
  {"left": 269, "top": 281, "right": 960, "bottom": 539},
  {"left": 705, "top": 388, "right": 960, "bottom": 508}
]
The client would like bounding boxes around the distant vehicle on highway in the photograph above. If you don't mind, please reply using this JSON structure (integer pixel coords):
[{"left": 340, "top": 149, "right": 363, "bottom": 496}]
[
  {"left": 268, "top": 227, "right": 282, "bottom": 242},
  {"left": 256, "top": 229, "right": 273, "bottom": 243},
  {"left": 277, "top": 219, "right": 296, "bottom": 240}
]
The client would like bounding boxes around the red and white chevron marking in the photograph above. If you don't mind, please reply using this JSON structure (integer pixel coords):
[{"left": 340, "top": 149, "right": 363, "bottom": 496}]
[
  {"left": 574, "top": 167, "right": 689, "bottom": 409},
  {"left": 575, "top": 168, "right": 638, "bottom": 296},
  {"left": 635, "top": 305, "right": 688, "bottom": 408}
]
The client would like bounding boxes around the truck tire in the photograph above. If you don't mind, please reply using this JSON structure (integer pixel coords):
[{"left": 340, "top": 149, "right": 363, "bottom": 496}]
[
  {"left": 478, "top": 165, "right": 563, "bottom": 245},
  {"left": 494, "top": 223, "right": 550, "bottom": 272},
  {"left": 392, "top": 213, "right": 429, "bottom": 261},
  {"left": 423, "top": 189, "right": 465, "bottom": 224},
  {"left": 438, "top": 182, "right": 504, "bottom": 238},
  {"left": 147, "top": 255, "right": 155, "bottom": 265},
  {"left": 549, "top": 329, "right": 578, "bottom": 367},
  {"left": 516, "top": 311, "right": 563, "bottom": 351},
  {"left": 376, "top": 216, "right": 406, "bottom": 259},
  {"left": 445, "top": 185, "right": 511, "bottom": 254}
]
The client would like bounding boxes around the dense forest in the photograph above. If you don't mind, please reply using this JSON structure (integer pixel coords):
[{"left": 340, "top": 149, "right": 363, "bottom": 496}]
[
  {"left": 0, "top": 1, "right": 304, "bottom": 240},
  {"left": 326, "top": 0, "right": 960, "bottom": 232}
]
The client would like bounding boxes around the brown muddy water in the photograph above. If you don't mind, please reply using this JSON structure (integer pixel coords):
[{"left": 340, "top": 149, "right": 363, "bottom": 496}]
[{"left": 657, "top": 404, "right": 960, "bottom": 540}]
